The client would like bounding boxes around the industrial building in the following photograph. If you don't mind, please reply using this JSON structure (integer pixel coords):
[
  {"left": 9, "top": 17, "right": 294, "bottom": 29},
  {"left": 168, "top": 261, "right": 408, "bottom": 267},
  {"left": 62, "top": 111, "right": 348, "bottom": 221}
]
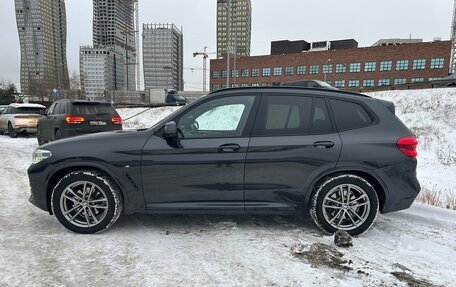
[
  {"left": 80, "top": 0, "right": 138, "bottom": 100},
  {"left": 15, "top": 0, "right": 70, "bottom": 94},
  {"left": 216, "top": 0, "right": 252, "bottom": 58},
  {"left": 210, "top": 39, "right": 451, "bottom": 92},
  {"left": 142, "top": 23, "right": 184, "bottom": 91}
]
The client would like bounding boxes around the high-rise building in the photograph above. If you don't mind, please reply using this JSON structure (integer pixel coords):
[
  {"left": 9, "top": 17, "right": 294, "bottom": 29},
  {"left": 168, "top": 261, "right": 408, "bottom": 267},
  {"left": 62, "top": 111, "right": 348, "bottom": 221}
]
[
  {"left": 142, "top": 23, "right": 183, "bottom": 91},
  {"left": 216, "top": 0, "right": 252, "bottom": 58},
  {"left": 451, "top": 0, "right": 456, "bottom": 73},
  {"left": 80, "top": 0, "right": 136, "bottom": 99},
  {"left": 15, "top": 0, "right": 69, "bottom": 94}
]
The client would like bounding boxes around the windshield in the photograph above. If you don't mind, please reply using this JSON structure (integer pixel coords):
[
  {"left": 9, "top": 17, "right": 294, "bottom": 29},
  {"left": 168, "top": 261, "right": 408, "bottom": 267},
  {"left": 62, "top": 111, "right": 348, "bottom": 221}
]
[
  {"left": 16, "top": 107, "right": 46, "bottom": 115},
  {"left": 73, "top": 103, "right": 118, "bottom": 116}
]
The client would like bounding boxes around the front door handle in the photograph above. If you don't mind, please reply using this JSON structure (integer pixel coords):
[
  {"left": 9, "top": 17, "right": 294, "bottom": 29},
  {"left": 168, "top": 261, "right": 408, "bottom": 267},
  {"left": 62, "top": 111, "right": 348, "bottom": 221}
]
[
  {"left": 313, "top": 141, "right": 335, "bottom": 149},
  {"left": 218, "top": 144, "right": 241, "bottom": 153}
]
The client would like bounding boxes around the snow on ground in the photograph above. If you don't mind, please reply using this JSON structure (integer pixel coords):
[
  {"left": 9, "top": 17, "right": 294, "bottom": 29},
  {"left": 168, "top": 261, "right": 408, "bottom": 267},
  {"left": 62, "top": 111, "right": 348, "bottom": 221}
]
[{"left": 0, "top": 88, "right": 455, "bottom": 286}]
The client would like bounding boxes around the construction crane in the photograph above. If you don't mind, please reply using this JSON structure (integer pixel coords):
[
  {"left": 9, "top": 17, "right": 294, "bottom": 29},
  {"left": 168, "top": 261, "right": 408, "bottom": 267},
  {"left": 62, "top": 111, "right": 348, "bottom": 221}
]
[
  {"left": 193, "top": 47, "right": 216, "bottom": 92},
  {"left": 123, "top": 0, "right": 140, "bottom": 90}
]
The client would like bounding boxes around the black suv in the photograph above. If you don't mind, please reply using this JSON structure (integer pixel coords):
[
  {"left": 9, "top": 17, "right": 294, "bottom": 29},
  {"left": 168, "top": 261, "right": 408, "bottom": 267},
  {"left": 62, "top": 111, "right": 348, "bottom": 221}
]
[
  {"left": 37, "top": 100, "right": 122, "bottom": 145},
  {"left": 28, "top": 87, "right": 420, "bottom": 235}
]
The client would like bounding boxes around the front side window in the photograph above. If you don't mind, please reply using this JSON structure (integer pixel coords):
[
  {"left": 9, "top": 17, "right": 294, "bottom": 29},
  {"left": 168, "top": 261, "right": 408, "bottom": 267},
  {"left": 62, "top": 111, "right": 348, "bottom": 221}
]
[
  {"left": 177, "top": 96, "right": 255, "bottom": 139},
  {"left": 430, "top": 57, "right": 445, "bottom": 69},
  {"left": 262, "top": 68, "right": 271, "bottom": 77},
  {"left": 396, "top": 60, "right": 409, "bottom": 71},
  {"left": 364, "top": 62, "right": 376, "bottom": 72},
  {"left": 350, "top": 63, "right": 361, "bottom": 73},
  {"left": 252, "top": 95, "right": 332, "bottom": 136},
  {"left": 330, "top": 99, "right": 373, "bottom": 131},
  {"left": 380, "top": 61, "right": 392, "bottom": 71}
]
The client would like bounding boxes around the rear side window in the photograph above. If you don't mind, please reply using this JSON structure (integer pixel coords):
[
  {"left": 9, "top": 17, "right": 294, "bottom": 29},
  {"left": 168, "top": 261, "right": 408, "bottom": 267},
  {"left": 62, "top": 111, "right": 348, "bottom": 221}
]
[
  {"left": 312, "top": 98, "right": 333, "bottom": 134},
  {"left": 16, "top": 107, "right": 46, "bottom": 115},
  {"left": 330, "top": 99, "right": 373, "bottom": 131},
  {"left": 72, "top": 104, "right": 117, "bottom": 116}
]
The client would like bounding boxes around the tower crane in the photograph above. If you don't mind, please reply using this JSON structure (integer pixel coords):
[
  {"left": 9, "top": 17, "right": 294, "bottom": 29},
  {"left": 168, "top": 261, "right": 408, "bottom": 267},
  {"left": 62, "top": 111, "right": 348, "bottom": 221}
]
[{"left": 193, "top": 47, "right": 216, "bottom": 92}]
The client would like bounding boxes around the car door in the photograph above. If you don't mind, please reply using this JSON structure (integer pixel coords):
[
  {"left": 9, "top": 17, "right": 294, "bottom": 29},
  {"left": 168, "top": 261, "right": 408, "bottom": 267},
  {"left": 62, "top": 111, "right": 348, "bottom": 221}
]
[
  {"left": 0, "top": 107, "right": 10, "bottom": 131},
  {"left": 141, "top": 94, "right": 259, "bottom": 211},
  {"left": 39, "top": 103, "right": 56, "bottom": 140},
  {"left": 244, "top": 94, "right": 342, "bottom": 213}
]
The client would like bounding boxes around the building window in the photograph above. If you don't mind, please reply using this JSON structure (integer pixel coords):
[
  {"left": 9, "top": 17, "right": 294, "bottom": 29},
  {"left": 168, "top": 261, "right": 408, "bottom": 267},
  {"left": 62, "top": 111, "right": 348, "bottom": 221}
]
[
  {"left": 411, "top": 77, "right": 425, "bottom": 83},
  {"left": 396, "top": 60, "right": 409, "bottom": 71},
  {"left": 241, "top": 69, "right": 249, "bottom": 77},
  {"left": 363, "top": 79, "right": 374, "bottom": 87},
  {"left": 378, "top": 79, "right": 390, "bottom": 86},
  {"left": 412, "top": 59, "right": 426, "bottom": 70},
  {"left": 252, "top": 68, "right": 260, "bottom": 77},
  {"left": 232, "top": 69, "right": 239, "bottom": 78},
  {"left": 394, "top": 78, "right": 407, "bottom": 85},
  {"left": 429, "top": 77, "right": 442, "bottom": 81},
  {"left": 334, "top": 80, "right": 345, "bottom": 88},
  {"left": 241, "top": 83, "right": 249, "bottom": 87},
  {"left": 284, "top": 66, "right": 294, "bottom": 76},
  {"left": 364, "top": 62, "right": 376, "bottom": 72},
  {"left": 296, "top": 65, "right": 306, "bottom": 75},
  {"left": 212, "top": 84, "right": 220, "bottom": 91},
  {"left": 322, "top": 64, "right": 332, "bottom": 74},
  {"left": 348, "top": 80, "right": 359, "bottom": 87},
  {"left": 252, "top": 83, "right": 260, "bottom": 87},
  {"left": 380, "top": 61, "right": 392, "bottom": 71},
  {"left": 335, "top": 64, "right": 346, "bottom": 73},
  {"left": 430, "top": 57, "right": 445, "bottom": 69},
  {"left": 262, "top": 68, "right": 271, "bottom": 77},
  {"left": 349, "top": 63, "right": 361, "bottom": 73},
  {"left": 273, "top": 67, "right": 282, "bottom": 76},
  {"left": 309, "top": 65, "right": 319, "bottom": 74},
  {"left": 212, "top": 70, "right": 220, "bottom": 79},
  {"left": 222, "top": 70, "right": 227, "bottom": 78}
]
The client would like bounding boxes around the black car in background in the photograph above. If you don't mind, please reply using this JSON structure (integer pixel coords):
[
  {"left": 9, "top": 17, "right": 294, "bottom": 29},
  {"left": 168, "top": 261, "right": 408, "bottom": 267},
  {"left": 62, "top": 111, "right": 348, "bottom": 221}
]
[
  {"left": 166, "top": 93, "right": 187, "bottom": 106},
  {"left": 28, "top": 87, "right": 420, "bottom": 235},
  {"left": 37, "top": 100, "right": 122, "bottom": 145}
]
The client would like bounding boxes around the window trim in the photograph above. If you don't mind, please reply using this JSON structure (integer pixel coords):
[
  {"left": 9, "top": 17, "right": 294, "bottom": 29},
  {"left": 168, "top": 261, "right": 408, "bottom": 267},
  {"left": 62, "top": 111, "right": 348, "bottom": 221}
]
[{"left": 327, "top": 97, "right": 379, "bottom": 132}]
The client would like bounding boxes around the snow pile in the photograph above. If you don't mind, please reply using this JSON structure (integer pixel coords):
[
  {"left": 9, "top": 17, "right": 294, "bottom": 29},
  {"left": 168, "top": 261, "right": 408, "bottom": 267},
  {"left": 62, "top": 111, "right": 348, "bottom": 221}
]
[
  {"left": 118, "top": 106, "right": 180, "bottom": 129},
  {"left": 367, "top": 88, "right": 456, "bottom": 209}
]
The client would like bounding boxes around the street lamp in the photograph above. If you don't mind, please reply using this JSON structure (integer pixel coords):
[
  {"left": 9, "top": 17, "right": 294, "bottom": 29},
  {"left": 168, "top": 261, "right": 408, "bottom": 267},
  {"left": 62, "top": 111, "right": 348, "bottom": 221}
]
[{"left": 324, "top": 58, "right": 331, "bottom": 83}]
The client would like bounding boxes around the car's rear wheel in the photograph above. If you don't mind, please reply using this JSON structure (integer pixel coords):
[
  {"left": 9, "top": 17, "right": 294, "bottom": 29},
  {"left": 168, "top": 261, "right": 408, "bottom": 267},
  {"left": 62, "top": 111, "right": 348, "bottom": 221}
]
[
  {"left": 37, "top": 127, "right": 45, "bottom": 145},
  {"left": 55, "top": 129, "right": 62, "bottom": 141},
  {"left": 8, "top": 123, "right": 17, "bottom": 138},
  {"left": 51, "top": 170, "right": 122, "bottom": 234},
  {"left": 310, "top": 174, "right": 379, "bottom": 236}
]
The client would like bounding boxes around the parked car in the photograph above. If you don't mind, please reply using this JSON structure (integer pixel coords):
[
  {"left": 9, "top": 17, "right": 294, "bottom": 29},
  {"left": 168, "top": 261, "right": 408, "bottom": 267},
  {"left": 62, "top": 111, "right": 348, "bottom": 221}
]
[
  {"left": 0, "top": 105, "right": 8, "bottom": 115},
  {"left": 28, "top": 87, "right": 420, "bottom": 235},
  {"left": 0, "top": 103, "right": 46, "bottom": 138},
  {"left": 282, "top": 80, "right": 338, "bottom": 89},
  {"left": 37, "top": 100, "right": 122, "bottom": 145},
  {"left": 166, "top": 93, "right": 187, "bottom": 106}
]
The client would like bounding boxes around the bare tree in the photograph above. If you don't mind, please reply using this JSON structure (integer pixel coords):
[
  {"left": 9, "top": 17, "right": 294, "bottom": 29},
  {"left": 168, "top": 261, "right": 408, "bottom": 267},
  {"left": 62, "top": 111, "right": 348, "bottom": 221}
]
[{"left": 69, "top": 71, "right": 81, "bottom": 91}]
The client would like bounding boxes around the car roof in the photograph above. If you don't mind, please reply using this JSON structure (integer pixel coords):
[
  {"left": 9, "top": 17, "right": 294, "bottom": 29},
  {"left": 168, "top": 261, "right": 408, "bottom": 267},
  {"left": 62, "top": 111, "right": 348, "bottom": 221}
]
[
  {"left": 54, "top": 99, "right": 110, "bottom": 104},
  {"left": 209, "top": 86, "right": 370, "bottom": 99},
  {"left": 8, "top": 103, "right": 46, "bottom": 108}
]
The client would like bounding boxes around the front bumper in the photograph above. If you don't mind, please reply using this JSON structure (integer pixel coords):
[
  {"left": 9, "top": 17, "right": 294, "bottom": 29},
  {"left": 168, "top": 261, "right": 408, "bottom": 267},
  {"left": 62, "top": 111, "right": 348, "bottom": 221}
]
[{"left": 27, "top": 164, "right": 50, "bottom": 213}]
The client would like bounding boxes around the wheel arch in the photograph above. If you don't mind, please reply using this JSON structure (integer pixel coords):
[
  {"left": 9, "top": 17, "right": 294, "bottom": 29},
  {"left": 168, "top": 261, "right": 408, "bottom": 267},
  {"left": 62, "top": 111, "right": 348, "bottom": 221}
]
[
  {"left": 45, "top": 164, "right": 126, "bottom": 215},
  {"left": 305, "top": 168, "right": 388, "bottom": 213}
]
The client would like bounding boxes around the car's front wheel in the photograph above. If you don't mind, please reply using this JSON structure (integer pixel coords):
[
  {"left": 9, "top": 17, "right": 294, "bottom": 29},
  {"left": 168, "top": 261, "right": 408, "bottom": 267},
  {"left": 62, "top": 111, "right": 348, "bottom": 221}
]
[
  {"left": 51, "top": 170, "right": 122, "bottom": 234},
  {"left": 8, "top": 123, "right": 17, "bottom": 138},
  {"left": 310, "top": 174, "right": 379, "bottom": 236}
]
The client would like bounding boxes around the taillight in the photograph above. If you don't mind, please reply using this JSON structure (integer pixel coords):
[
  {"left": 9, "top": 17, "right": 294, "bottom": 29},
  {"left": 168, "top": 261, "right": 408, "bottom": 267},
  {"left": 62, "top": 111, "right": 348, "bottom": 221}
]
[
  {"left": 112, "top": 117, "right": 122, "bottom": 125},
  {"left": 397, "top": 136, "right": 418, "bottom": 158},
  {"left": 14, "top": 115, "right": 29, "bottom": 119},
  {"left": 66, "top": 116, "right": 85, "bottom": 124}
]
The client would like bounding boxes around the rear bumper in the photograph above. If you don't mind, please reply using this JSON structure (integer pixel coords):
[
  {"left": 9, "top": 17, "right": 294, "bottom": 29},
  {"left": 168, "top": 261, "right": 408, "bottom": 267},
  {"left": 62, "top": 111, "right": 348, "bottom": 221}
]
[
  {"left": 13, "top": 126, "right": 37, "bottom": 134},
  {"left": 376, "top": 159, "right": 421, "bottom": 213}
]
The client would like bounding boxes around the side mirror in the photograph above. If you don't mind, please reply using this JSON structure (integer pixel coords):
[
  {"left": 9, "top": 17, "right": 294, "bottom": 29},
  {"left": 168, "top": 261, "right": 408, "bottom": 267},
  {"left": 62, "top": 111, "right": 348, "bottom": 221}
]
[{"left": 164, "top": 121, "right": 178, "bottom": 139}]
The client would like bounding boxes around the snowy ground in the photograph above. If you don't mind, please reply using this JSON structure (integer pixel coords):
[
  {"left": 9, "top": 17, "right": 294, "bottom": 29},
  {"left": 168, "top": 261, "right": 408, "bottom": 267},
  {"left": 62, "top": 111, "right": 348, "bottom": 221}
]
[{"left": 0, "top": 89, "right": 455, "bottom": 286}]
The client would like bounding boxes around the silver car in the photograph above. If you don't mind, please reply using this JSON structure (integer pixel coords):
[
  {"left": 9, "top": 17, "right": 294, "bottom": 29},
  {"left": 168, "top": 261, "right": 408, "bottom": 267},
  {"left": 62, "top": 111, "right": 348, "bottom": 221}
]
[{"left": 0, "top": 103, "right": 47, "bottom": 138}]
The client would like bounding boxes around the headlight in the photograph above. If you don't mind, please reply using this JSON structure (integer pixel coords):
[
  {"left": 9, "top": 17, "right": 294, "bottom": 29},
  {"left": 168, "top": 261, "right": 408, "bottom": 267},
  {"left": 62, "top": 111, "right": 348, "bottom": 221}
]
[{"left": 32, "top": 149, "right": 52, "bottom": 164}]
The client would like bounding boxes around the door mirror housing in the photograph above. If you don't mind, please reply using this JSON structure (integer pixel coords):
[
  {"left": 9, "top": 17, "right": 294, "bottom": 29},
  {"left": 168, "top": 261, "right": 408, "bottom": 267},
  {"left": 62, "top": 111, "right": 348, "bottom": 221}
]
[{"left": 164, "top": 121, "right": 178, "bottom": 139}]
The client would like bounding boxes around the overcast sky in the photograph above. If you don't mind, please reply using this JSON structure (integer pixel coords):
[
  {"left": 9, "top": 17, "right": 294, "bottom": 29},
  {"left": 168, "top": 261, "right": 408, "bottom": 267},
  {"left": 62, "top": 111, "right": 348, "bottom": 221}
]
[{"left": 0, "top": 0, "right": 454, "bottom": 91}]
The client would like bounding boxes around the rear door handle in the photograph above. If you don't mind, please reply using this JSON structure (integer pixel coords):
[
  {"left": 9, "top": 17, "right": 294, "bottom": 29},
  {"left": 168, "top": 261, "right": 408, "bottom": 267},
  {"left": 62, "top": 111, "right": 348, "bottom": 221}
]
[
  {"left": 218, "top": 144, "right": 241, "bottom": 153},
  {"left": 313, "top": 141, "right": 335, "bottom": 149}
]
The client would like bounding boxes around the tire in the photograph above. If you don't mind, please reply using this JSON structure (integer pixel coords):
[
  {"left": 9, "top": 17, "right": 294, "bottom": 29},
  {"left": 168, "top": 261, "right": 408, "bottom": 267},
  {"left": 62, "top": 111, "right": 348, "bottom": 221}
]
[
  {"left": 55, "top": 129, "right": 62, "bottom": 141},
  {"left": 37, "top": 136, "right": 45, "bottom": 146},
  {"left": 310, "top": 174, "right": 379, "bottom": 236},
  {"left": 51, "top": 170, "right": 123, "bottom": 234},
  {"left": 8, "top": 123, "right": 17, "bottom": 138}
]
